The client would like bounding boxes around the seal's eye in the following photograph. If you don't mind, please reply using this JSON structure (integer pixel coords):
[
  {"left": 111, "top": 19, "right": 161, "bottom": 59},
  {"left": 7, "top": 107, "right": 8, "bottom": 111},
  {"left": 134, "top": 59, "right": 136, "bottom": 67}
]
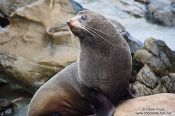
[{"left": 80, "top": 15, "right": 87, "bottom": 21}]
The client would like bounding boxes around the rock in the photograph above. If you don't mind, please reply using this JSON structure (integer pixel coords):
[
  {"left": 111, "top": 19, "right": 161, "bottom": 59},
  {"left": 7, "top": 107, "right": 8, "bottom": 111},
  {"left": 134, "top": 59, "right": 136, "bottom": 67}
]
[
  {"left": 0, "top": 52, "right": 64, "bottom": 92},
  {"left": 69, "top": 0, "right": 84, "bottom": 13},
  {"left": 0, "top": 97, "right": 30, "bottom": 116},
  {"left": 0, "top": 0, "right": 37, "bottom": 27},
  {"left": 131, "top": 58, "right": 144, "bottom": 83},
  {"left": 12, "top": 105, "right": 29, "bottom": 116},
  {"left": 0, "top": 0, "right": 38, "bottom": 16},
  {"left": 134, "top": 49, "right": 169, "bottom": 76},
  {"left": 131, "top": 62, "right": 169, "bottom": 96},
  {"left": 0, "top": 0, "right": 9, "bottom": 17},
  {"left": 136, "top": 65, "right": 158, "bottom": 89},
  {"left": 114, "top": 93, "right": 175, "bottom": 116},
  {"left": 153, "top": 84, "right": 167, "bottom": 94},
  {"left": 135, "top": 0, "right": 149, "bottom": 4},
  {"left": 145, "top": 0, "right": 175, "bottom": 26},
  {"left": 109, "top": 0, "right": 146, "bottom": 18},
  {"left": 0, "top": 0, "right": 10, "bottom": 27},
  {"left": 0, "top": 79, "right": 31, "bottom": 115},
  {"left": 134, "top": 38, "right": 175, "bottom": 76},
  {"left": 0, "top": 0, "right": 83, "bottom": 93},
  {"left": 161, "top": 73, "right": 175, "bottom": 93},
  {"left": 0, "top": 76, "right": 8, "bottom": 85},
  {"left": 131, "top": 81, "right": 153, "bottom": 97},
  {"left": 144, "top": 38, "right": 175, "bottom": 65}
]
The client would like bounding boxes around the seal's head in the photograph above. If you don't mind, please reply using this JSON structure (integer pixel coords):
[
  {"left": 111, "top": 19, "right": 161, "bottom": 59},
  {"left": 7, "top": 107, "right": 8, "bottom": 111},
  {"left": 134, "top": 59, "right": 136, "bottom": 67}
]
[{"left": 67, "top": 10, "right": 117, "bottom": 44}]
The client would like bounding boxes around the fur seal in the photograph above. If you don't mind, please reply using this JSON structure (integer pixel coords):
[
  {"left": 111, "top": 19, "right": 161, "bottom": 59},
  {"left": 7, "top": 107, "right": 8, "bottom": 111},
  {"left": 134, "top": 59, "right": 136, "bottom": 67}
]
[{"left": 28, "top": 10, "right": 132, "bottom": 116}]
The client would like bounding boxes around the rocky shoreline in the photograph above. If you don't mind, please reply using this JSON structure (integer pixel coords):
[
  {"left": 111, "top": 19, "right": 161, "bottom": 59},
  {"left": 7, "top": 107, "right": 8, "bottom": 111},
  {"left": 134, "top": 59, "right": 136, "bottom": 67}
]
[{"left": 0, "top": 0, "right": 174, "bottom": 115}]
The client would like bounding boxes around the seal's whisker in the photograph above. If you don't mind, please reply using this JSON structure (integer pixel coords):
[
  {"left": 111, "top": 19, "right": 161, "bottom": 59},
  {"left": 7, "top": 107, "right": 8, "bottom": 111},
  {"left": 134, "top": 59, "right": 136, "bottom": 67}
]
[
  {"left": 76, "top": 26, "right": 98, "bottom": 41},
  {"left": 85, "top": 26, "right": 114, "bottom": 46},
  {"left": 82, "top": 27, "right": 98, "bottom": 41},
  {"left": 85, "top": 25, "right": 114, "bottom": 39}
]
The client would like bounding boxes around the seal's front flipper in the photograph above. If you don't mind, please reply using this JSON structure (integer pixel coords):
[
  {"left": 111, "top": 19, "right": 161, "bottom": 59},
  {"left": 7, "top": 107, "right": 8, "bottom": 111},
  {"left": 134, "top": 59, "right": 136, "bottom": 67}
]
[{"left": 90, "top": 91, "right": 115, "bottom": 116}]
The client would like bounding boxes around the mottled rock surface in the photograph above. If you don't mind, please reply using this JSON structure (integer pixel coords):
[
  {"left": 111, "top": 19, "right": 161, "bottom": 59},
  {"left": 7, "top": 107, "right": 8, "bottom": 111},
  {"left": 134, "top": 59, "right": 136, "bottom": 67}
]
[
  {"left": 136, "top": 65, "right": 158, "bottom": 89},
  {"left": 161, "top": 73, "right": 175, "bottom": 93},
  {"left": 132, "top": 38, "right": 175, "bottom": 96}
]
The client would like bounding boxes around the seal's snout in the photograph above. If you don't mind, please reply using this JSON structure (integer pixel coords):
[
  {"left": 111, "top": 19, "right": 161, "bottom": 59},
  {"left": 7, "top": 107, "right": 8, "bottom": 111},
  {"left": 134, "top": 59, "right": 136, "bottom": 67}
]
[
  {"left": 67, "top": 20, "right": 75, "bottom": 29},
  {"left": 67, "top": 20, "right": 73, "bottom": 27},
  {"left": 67, "top": 21, "right": 72, "bottom": 28},
  {"left": 67, "top": 19, "right": 79, "bottom": 29}
]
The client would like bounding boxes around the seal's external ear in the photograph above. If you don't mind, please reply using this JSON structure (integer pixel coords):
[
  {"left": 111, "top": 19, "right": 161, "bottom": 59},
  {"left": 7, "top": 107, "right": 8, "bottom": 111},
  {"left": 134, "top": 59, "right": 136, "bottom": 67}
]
[{"left": 89, "top": 91, "right": 115, "bottom": 116}]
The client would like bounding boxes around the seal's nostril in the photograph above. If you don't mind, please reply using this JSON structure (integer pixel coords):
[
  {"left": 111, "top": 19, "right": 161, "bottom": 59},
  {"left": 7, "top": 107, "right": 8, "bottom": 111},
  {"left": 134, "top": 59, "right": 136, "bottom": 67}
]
[
  {"left": 67, "top": 21, "right": 72, "bottom": 28},
  {"left": 67, "top": 22, "right": 70, "bottom": 25}
]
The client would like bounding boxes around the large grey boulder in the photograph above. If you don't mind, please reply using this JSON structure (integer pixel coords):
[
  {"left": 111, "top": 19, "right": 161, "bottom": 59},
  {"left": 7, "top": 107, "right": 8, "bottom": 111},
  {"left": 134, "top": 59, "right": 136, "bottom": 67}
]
[{"left": 145, "top": 0, "right": 175, "bottom": 26}]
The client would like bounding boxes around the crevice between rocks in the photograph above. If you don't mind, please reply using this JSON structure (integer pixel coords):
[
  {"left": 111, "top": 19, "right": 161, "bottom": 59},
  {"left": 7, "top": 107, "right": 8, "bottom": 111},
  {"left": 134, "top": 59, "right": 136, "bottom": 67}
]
[{"left": 0, "top": 16, "right": 10, "bottom": 28}]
